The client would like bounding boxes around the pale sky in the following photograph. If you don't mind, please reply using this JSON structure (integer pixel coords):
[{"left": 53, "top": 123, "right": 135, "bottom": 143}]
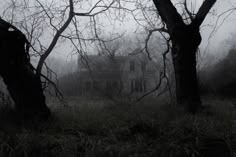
[
  {"left": 200, "top": 0, "right": 236, "bottom": 54},
  {"left": 1, "top": 0, "right": 236, "bottom": 75}
]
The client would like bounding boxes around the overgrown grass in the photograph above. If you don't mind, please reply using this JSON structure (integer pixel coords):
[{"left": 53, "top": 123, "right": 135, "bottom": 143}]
[{"left": 0, "top": 97, "right": 236, "bottom": 157}]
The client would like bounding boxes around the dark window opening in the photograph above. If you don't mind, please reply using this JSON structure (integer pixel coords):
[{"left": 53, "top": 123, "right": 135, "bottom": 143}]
[
  {"left": 141, "top": 62, "right": 146, "bottom": 72},
  {"left": 131, "top": 79, "right": 146, "bottom": 92},
  {"left": 130, "top": 79, "right": 135, "bottom": 92},
  {"left": 130, "top": 61, "right": 135, "bottom": 72},
  {"left": 135, "top": 80, "right": 139, "bottom": 92}
]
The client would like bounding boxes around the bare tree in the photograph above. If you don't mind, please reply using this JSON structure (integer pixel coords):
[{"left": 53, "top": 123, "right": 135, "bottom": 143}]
[
  {"left": 126, "top": 0, "right": 219, "bottom": 113},
  {"left": 0, "top": 19, "right": 50, "bottom": 119},
  {"left": 150, "top": 0, "right": 217, "bottom": 113},
  {"left": 0, "top": 0, "right": 123, "bottom": 119}
]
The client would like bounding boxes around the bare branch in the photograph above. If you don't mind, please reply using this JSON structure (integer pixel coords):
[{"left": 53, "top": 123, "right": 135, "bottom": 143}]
[
  {"left": 152, "top": 0, "right": 185, "bottom": 34},
  {"left": 36, "top": 0, "right": 74, "bottom": 73},
  {"left": 135, "top": 72, "right": 164, "bottom": 102},
  {"left": 74, "top": 0, "right": 116, "bottom": 17},
  {"left": 183, "top": 0, "right": 194, "bottom": 22},
  {"left": 192, "top": 0, "right": 216, "bottom": 27}
]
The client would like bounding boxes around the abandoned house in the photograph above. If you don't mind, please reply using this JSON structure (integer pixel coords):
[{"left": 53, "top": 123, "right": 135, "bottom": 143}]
[{"left": 77, "top": 53, "right": 160, "bottom": 97}]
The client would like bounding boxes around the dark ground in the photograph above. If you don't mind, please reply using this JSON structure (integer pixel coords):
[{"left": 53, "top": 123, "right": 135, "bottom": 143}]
[{"left": 0, "top": 96, "right": 235, "bottom": 157}]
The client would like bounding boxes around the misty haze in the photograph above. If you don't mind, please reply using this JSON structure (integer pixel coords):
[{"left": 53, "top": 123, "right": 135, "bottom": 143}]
[{"left": 0, "top": 0, "right": 236, "bottom": 156}]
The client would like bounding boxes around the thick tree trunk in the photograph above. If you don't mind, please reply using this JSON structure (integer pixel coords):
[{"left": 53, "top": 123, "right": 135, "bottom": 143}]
[
  {"left": 171, "top": 25, "right": 202, "bottom": 113},
  {"left": 152, "top": 0, "right": 217, "bottom": 113},
  {"left": 0, "top": 22, "right": 50, "bottom": 119}
]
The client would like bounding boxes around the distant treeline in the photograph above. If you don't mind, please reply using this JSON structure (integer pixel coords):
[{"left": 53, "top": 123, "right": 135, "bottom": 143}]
[{"left": 200, "top": 49, "right": 236, "bottom": 98}]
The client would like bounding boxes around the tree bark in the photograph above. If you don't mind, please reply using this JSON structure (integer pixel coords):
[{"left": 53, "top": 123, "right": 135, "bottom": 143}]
[
  {"left": 0, "top": 20, "right": 50, "bottom": 119},
  {"left": 171, "top": 25, "right": 202, "bottom": 113}
]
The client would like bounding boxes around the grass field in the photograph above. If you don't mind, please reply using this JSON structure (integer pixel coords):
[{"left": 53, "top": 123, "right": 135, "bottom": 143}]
[{"left": 0, "top": 96, "right": 236, "bottom": 157}]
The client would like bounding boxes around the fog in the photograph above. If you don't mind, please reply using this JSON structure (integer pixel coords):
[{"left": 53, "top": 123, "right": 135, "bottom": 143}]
[
  {"left": 45, "top": 0, "right": 236, "bottom": 76},
  {"left": 1, "top": 1, "right": 236, "bottom": 156},
  {"left": 1, "top": 0, "right": 236, "bottom": 77}
]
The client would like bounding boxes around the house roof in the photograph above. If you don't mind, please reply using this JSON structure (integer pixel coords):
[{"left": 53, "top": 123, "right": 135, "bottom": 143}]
[{"left": 78, "top": 55, "right": 128, "bottom": 71}]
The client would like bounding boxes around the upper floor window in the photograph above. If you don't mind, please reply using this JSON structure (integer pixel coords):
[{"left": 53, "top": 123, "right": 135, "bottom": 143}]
[
  {"left": 130, "top": 61, "right": 135, "bottom": 72},
  {"left": 141, "top": 62, "right": 146, "bottom": 72}
]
